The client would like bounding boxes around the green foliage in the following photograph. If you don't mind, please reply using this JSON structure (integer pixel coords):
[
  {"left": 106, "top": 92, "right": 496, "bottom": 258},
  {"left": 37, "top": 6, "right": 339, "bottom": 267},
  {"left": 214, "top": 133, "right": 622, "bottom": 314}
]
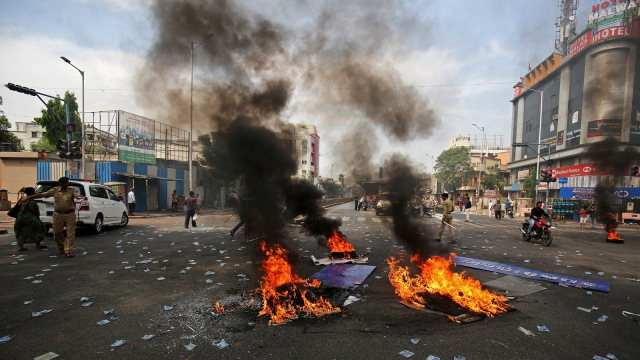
[
  {"left": 197, "top": 133, "right": 239, "bottom": 189},
  {"left": 338, "top": 173, "right": 345, "bottom": 184},
  {"left": 481, "top": 164, "right": 505, "bottom": 196},
  {"left": 433, "top": 147, "right": 474, "bottom": 193},
  {"left": 0, "top": 96, "right": 24, "bottom": 150},
  {"left": 30, "top": 137, "right": 57, "bottom": 152},
  {"left": 523, "top": 166, "right": 537, "bottom": 199},
  {"left": 33, "top": 91, "right": 82, "bottom": 147}
]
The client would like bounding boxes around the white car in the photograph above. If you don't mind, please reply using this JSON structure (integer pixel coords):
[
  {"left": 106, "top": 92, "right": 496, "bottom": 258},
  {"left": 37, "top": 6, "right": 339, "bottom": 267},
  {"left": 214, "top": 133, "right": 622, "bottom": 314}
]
[{"left": 34, "top": 180, "right": 129, "bottom": 233}]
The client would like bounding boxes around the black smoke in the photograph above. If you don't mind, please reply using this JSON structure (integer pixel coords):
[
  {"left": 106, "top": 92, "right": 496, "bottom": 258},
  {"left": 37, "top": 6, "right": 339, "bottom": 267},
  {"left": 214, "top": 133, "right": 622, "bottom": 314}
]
[{"left": 584, "top": 137, "right": 639, "bottom": 235}]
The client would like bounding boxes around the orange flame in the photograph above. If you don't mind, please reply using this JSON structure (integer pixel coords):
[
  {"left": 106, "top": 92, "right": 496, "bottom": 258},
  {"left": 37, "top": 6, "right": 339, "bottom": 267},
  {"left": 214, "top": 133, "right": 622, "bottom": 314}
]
[
  {"left": 387, "top": 254, "right": 509, "bottom": 317},
  {"left": 328, "top": 231, "right": 356, "bottom": 253},
  {"left": 607, "top": 224, "right": 623, "bottom": 240},
  {"left": 257, "top": 241, "right": 340, "bottom": 325},
  {"left": 214, "top": 302, "right": 225, "bottom": 313}
]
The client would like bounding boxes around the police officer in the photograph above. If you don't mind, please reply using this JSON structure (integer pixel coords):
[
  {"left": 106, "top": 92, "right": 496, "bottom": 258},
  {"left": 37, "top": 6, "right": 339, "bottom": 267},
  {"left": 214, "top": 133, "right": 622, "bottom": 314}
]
[
  {"left": 435, "top": 193, "right": 455, "bottom": 244},
  {"left": 28, "top": 177, "right": 83, "bottom": 257}
]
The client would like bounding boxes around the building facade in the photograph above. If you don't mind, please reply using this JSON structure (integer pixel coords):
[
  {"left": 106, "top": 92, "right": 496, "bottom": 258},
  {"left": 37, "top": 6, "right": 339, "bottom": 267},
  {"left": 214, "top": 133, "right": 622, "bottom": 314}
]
[
  {"left": 508, "top": 17, "right": 640, "bottom": 205},
  {"left": 294, "top": 124, "right": 319, "bottom": 180},
  {"left": 12, "top": 122, "right": 45, "bottom": 149}
]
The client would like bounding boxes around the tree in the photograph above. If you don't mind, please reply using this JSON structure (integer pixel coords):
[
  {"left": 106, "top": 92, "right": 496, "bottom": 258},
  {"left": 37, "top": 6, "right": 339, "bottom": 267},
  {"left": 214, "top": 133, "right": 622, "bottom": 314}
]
[
  {"left": 481, "top": 164, "right": 505, "bottom": 195},
  {"left": 30, "top": 137, "right": 57, "bottom": 152},
  {"left": 0, "top": 96, "right": 24, "bottom": 150},
  {"left": 33, "top": 91, "right": 82, "bottom": 147},
  {"left": 522, "top": 166, "right": 537, "bottom": 199},
  {"left": 434, "top": 147, "right": 474, "bottom": 194},
  {"left": 197, "top": 132, "right": 239, "bottom": 189}
]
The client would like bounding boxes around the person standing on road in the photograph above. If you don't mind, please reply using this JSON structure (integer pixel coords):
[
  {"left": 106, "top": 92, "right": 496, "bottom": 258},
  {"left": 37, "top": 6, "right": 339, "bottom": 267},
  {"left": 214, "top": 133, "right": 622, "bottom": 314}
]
[
  {"left": 526, "top": 201, "right": 549, "bottom": 236},
  {"left": 495, "top": 200, "right": 502, "bottom": 220},
  {"left": 171, "top": 190, "right": 178, "bottom": 213},
  {"left": 354, "top": 197, "right": 359, "bottom": 211},
  {"left": 14, "top": 187, "right": 47, "bottom": 251},
  {"left": 458, "top": 198, "right": 464, "bottom": 212},
  {"left": 489, "top": 200, "right": 494, "bottom": 217},
  {"left": 589, "top": 205, "right": 598, "bottom": 229},
  {"left": 127, "top": 188, "right": 136, "bottom": 216},
  {"left": 464, "top": 196, "right": 472, "bottom": 222},
  {"left": 358, "top": 195, "right": 365, "bottom": 210},
  {"left": 435, "top": 193, "right": 455, "bottom": 244},
  {"left": 184, "top": 191, "right": 198, "bottom": 228},
  {"left": 579, "top": 205, "right": 588, "bottom": 229},
  {"left": 27, "top": 177, "right": 83, "bottom": 257}
]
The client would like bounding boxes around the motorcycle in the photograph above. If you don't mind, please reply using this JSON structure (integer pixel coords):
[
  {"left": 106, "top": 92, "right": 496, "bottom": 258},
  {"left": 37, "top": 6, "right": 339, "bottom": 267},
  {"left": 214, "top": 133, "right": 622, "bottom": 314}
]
[
  {"left": 520, "top": 216, "right": 553, "bottom": 246},
  {"left": 422, "top": 204, "right": 433, "bottom": 218},
  {"left": 506, "top": 207, "right": 514, "bottom": 219}
]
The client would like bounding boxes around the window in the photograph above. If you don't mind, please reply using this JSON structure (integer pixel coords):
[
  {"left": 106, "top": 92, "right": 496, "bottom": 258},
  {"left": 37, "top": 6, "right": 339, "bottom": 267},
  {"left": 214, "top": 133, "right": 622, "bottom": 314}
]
[
  {"left": 107, "top": 189, "right": 118, "bottom": 201},
  {"left": 302, "top": 170, "right": 306, "bottom": 176},
  {"left": 551, "top": 107, "right": 559, "bottom": 121},
  {"left": 90, "top": 186, "right": 109, "bottom": 199},
  {"left": 301, "top": 160, "right": 307, "bottom": 165},
  {"left": 31, "top": 132, "right": 38, "bottom": 138},
  {"left": 525, "top": 121, "right": 532, "bottom": 132}
]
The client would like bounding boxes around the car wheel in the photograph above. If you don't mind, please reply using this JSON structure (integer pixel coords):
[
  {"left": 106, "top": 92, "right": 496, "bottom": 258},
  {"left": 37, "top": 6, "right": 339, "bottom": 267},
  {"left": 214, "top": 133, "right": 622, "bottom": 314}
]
[
  {"left": 120, "top": 212, "right": 129, "bottom": 227},
  {"left": 93, "top": 214, "right": 103, "bottom": 234}
]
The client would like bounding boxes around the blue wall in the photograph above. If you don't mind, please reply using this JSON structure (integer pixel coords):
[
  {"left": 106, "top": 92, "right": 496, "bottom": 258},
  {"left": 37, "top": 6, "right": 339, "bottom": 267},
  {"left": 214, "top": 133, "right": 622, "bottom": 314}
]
[
  {"left": 37, "top": 162, "right": 51, "bottom": 181},
  {"left": 95, "top": 162, "right": 127, "bottom": 183},
  {"left": 158, "top": 167, "right": 168, "bottom": 209},
  {"left": 176, "top": 169, "right": 184, "bottom": 195}
]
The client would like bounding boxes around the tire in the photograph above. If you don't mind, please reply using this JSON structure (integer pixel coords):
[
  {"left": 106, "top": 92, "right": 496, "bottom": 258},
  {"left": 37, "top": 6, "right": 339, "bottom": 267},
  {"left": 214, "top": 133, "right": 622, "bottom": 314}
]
[
  {"left": 542, "top": 232, "right": 553, "bottom": 247},
  {"left": 93, "top": 214, "right": 103, "bottom": 234},
  {"left": 120, "top": 212, "right": 129, "bottom": 227}
]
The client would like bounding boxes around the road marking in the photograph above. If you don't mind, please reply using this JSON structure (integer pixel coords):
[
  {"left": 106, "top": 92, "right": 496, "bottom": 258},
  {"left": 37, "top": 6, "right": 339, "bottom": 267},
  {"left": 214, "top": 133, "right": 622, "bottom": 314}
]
[
  {"left": 357, "top": 217, "right": 365, "bottom": 222},
  {"left": 342, "top": 217, "right": 350, "bottom": 222},
  {"left": 372, "top": 218, "right": 382, "bottom": 223}
]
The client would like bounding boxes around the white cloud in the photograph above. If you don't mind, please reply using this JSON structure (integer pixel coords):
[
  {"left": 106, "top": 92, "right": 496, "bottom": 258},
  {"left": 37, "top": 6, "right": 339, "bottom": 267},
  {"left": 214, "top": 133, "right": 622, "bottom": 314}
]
[{"left": 0, "top": 30, "right": 147, "bottom": 128}]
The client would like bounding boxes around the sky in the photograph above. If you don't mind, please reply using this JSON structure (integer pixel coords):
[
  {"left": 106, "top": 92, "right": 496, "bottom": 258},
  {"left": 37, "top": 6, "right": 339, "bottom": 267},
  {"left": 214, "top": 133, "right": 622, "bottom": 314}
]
[{"left": 0, "top": 0, "right": 599, "bottom": 180}]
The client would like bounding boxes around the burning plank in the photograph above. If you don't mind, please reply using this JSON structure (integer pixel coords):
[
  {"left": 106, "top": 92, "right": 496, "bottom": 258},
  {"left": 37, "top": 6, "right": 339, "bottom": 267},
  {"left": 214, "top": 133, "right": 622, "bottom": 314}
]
[
  {"left": 388, "top": 254, "right": 512, "bottom": 320},
  {"left": 606, "top": 221, "right": 624, "bottom": 244},
  {"left": 257, "top": 241, "right": 340, "bottom": 325},
  {"left": 312, "top": 231, "right": 369, "bottom": 265}
]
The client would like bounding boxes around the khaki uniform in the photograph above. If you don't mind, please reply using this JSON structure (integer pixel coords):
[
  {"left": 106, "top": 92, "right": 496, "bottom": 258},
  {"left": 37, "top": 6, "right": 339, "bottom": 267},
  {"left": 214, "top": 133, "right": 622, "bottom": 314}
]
[
  {"left": 41, "top": 187, "right": 80, "bottom": 252},
  {"left": 436, "top": 198, "right": 455, "bottom": 242}
]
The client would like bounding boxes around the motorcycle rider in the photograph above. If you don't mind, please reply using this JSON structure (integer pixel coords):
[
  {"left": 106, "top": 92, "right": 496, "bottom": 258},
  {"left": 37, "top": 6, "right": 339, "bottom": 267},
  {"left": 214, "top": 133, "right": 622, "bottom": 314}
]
[{"left": 526, "top": 201, "right": 549, "bottom": 236}]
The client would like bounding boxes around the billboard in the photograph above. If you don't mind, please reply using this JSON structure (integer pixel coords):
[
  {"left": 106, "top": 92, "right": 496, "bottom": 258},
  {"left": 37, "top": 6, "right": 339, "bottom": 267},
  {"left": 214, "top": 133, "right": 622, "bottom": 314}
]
[
  {"left": 118, "top": 111, "right": 156, "bottom": 165},
  {"left": 587, "top": 119, "right": 622, "bottom": 138}
]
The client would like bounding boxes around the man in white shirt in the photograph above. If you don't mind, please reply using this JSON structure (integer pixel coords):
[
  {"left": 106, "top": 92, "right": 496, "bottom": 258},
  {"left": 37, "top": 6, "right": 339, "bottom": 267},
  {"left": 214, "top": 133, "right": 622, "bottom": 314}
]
[{"left": 127, "top": 188, "right": 136, "bottom": 216}]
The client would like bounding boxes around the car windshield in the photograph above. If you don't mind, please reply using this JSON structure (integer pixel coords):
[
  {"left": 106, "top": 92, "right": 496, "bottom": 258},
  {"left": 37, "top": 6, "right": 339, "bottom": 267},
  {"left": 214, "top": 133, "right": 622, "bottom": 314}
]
[
  {"left": 35, "top": 182, "right": 86, "bottom": 197},
  {"left": 379, "top": 194, "right": 392, "bottom": 201}
]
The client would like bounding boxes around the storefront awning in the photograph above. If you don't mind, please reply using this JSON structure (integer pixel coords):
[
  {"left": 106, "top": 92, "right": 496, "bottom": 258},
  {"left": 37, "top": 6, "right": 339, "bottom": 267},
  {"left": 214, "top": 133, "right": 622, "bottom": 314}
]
[{"left": 111, "top": 172, "right": 184, "bottom": 182}]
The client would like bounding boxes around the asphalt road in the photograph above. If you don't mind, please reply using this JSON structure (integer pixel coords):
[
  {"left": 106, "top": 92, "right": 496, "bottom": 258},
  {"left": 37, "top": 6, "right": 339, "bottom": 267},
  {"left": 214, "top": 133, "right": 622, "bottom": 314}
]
[{"left": 1, "top": 204, "right": 639, "bottom": 359}]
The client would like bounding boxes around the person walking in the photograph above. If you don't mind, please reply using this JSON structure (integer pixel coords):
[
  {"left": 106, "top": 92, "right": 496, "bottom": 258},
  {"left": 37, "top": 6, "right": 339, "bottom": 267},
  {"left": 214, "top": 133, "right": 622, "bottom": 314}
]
[
  {"left": 358, "top": 195, "right": 365, "bottom": 211},
  {"left": 14, "top": 187, "right": 47, "bottom": 251},
  {"left": 354, "top": 197, "right": 359, "bottom": 211},
  {"left": 435, "top": 193, "right": 455, "bottom": 244},
  {"left": 589, "top": 205, "right": 598, "bottom": 229},
  {"left": 171, "top": 190, "right": 178, "bottom": 213},
  {"left": 500, "top": 201, "right": 506, "bottom": 219},
  {"left": 27, "top": 177, "right": 82, "bottom": 257},
  {"left": 464, "top": 196, "right": 472, "bottom": 222},
  {"left": 184, "top": 191, "right": 198, "bottom": 228},
  {"left": 489, "top": 200, "right": 494, "bottom": 217},
  {"left": 458, "top": 198, "right": 464, "bottom": 212},
  {"left": 495, "top": 200, "right": 502, "bottom": 220},
  {"left": 579, "top": 205, "right": 588, "bottom": 229},
  {"left": 127, "top": 188, "right": 136, "bottom": 216}
]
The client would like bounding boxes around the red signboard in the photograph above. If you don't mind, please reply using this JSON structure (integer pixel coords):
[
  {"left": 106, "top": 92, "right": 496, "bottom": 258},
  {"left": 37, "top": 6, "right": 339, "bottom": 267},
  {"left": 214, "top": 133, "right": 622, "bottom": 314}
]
[
  {"left": 513, "top": 85, "right": 522, "bottom": 99},
  {"left": 569, "top": 31, "right": 592, "bottom": 58},
  {"left": 593, "top": 26, "right": 630, "bottom": 43},
  {"left": 550, "top": 163, "right": 610, "bottom": 178}
]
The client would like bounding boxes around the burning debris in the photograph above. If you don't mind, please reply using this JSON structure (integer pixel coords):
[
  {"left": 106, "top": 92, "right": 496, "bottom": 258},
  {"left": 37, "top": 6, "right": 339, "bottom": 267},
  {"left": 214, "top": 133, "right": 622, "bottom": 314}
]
[
  {"left": 256, "top": 241, "right": 340, "bottom": 325},
  {"left": 387, "top": 254, "right": 511, "bottom": 321},
  {"left": 606, "top": 218, "right": 624, "bottom": 244},
  {"left": 327, "top": 231, "right": 357, "bottom": 259}
]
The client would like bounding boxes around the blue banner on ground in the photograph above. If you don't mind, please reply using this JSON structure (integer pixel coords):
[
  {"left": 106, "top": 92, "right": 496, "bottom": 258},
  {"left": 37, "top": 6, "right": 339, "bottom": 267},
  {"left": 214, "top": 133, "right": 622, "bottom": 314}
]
[{"left": 453, "top": 256, "right": 610, "bottom": 292}]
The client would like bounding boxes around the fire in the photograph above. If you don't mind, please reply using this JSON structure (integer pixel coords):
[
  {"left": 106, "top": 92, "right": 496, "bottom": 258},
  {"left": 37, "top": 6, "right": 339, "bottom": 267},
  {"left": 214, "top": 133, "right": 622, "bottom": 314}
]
[
  {"left": 257, "top": 241, "right": 340, "bottom": 325},
  {"left": 328, "top": 231, "right": 355, "bottom": 253},
  {"left": 214, "top": 302, "right": 225, "bottom": 313},
  {"left": 387, "top": 254, "right": 509, "bottom": 317},
  {"left": 607, "top": 224, "right": 623, "bottom": 241}
]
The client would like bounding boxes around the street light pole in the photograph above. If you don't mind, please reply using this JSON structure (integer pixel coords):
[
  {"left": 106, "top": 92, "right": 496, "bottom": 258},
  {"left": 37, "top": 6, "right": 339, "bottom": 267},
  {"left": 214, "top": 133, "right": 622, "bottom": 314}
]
[
  {"left": 425, "top": 153, "right": 434, "bottom": 196},
  {"left": 189, "top": 34, "right": 214, "bottom": 193},
  {"left": 528, "top": 89, "right": 544, "bottom": 201},
  {"left": 472, "top": 124, "right": 485, "bottom": 209},
  {"left": 60, "top": 56, "right": 85, "bottom": 178}
]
